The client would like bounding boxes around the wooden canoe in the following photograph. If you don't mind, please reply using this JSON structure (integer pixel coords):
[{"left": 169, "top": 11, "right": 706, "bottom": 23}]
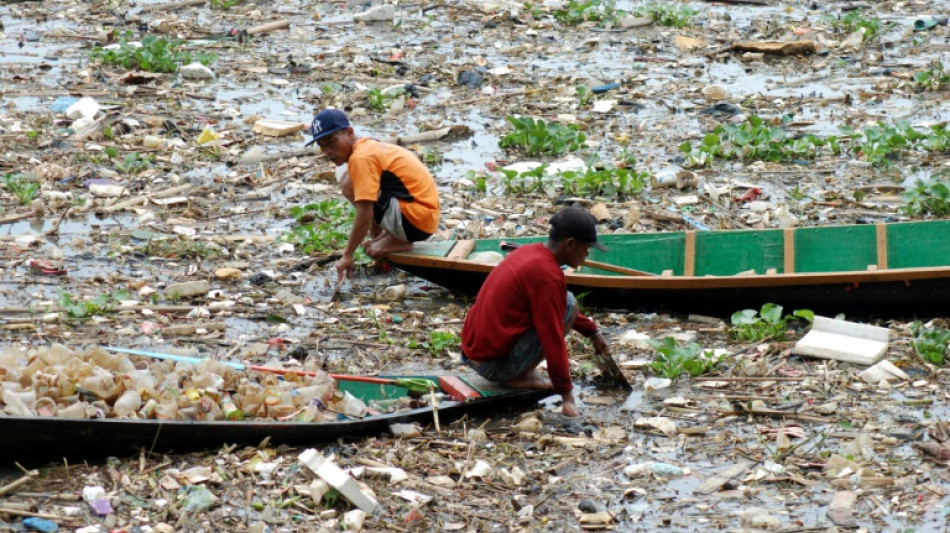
[
  {"left": 4, "top": 376, "right": 549, "bottom": 462},
  {"left": 388, "top": 220, "right": 950, "bottom": 318}
]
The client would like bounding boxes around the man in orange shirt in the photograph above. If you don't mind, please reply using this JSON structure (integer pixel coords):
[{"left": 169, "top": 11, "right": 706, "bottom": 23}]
[{"left": 306, "top": 109, "right": 440, "bottom": 283}]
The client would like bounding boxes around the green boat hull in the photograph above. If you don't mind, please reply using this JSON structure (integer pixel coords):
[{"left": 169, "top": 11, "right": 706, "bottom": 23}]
[{"left": 390, "top": 220, "right": 950, "bottom": 318}]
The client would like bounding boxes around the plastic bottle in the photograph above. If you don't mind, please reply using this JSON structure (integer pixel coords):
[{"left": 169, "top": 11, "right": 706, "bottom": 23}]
[
  {"left": 623, "top": 461, "right": 684, "bottom": 478},
  {"left": 342, "top": 391, "right": 367, "bottom": 417},
  {"left": 140, "top": 398, "right": 158, "bottom": 418},
  {"left": 113, "top": 390, "right": 142, "bottom": 417},
  {"left": 220, "top": 394, "right": 244, "bottom": 421},
  {"left": 57, "top": 401, "right": 88, "bottom": 419},
  {"left": 142, "top": 135, "right": 166, "bottom": 149}
]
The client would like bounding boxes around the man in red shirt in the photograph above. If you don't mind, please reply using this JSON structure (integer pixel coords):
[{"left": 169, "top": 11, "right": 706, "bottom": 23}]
[
  {"left": 460, "top": 207, "right": 612, "bottom": 417},
  {"left": 306, "top": 109, "right": 440, "bottom": 283}
]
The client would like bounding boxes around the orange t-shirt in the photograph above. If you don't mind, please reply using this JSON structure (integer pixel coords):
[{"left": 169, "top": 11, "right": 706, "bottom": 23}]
[{"left": 348, "top": 138, "right": 440, "bottom": 234}]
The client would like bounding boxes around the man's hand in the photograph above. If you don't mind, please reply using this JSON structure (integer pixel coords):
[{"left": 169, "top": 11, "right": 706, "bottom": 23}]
[
  {"left": 591, "top": 332, "right": 610, "bottom": 355},
  {"left": 561, "top": 391, "right": 580, "bottom": 417},
  {"left": 335, "top": 253, "right": 355, "bottom": 283}
]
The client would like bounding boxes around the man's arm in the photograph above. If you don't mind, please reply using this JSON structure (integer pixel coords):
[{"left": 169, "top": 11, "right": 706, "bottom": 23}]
[{"left": 336, "top": 200, "right": 374, "bottom": 282}]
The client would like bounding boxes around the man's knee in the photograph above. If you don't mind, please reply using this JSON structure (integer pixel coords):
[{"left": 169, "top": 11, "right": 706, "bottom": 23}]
[{"left": 564, "top": 292, "right": 579, "bottom": 331}]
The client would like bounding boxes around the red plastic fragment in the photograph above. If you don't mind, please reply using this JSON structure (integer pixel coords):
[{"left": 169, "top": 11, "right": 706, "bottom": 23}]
[{"left": 29, "top": 260, "right": 67, "bottom": 276}]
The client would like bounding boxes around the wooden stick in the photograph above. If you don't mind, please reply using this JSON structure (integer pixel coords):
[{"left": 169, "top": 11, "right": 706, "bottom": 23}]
[
  {"left": 876, "top": 223, "right": 888, "bottom": 270},
  {"left": 0, "top": 507, "right": 77, "bottom": 522},
  {"left": 0, "top": 470, "right": 38, "bottom": 497},
  {"left": 161, "top": 322, "right": 227, "bottom": 336},
  {"left": 140, "top": 0, "right": 205, "bottom": 12},
  {"left": 395, "top": 125, "right": 473, "bottom": 145},
  {"left": 237, "top": 148, "right": 325, "bottom": 165},
  {"left": 783, "top": 227, "right": 795, "bottom": 274},
  {"left": 247, "top": 19, "right": 290, "bottom": 35},
  {"left": 684, "top": 230, "right": 696, "bottom": 277},
  {"left": 739, "top": 409, "right": 833, "bottom": 423},
  {"left": 693, "top": 376, "right": 808, "bottom": 382},
  {"left": 92, "top": 183, "right": 194, "bottom": 213}
]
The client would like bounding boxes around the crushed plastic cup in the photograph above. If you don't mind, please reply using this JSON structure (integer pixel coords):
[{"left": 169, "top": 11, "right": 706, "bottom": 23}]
[{"left": 179, "top": 485, "right": 218, "bottom": 513}]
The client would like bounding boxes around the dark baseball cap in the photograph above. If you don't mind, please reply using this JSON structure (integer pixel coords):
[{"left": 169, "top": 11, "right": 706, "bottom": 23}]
[
  {"left": 304, "top": 109, "right": 350, "bottom": 147},
  {"left": 549, "top": 207, "right": 608, "bottom": 252}
]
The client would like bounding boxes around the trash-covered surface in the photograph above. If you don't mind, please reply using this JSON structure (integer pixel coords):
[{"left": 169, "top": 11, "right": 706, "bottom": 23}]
[{"left": 1, "top": 0, "right": 950, "bottom": 531}]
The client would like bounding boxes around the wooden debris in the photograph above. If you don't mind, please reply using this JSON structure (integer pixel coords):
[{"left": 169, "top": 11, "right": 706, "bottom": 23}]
[
  {"left": 826, "top": 491, "right": 857, "bottom": 527},
  {"left": 247, "top": 19, "right": 290, "bottom": 35},
  {"left": 253, "top": 119, "right": 306, "bottom": 137},
  {"left": 730, "top": 41, "right": 818, "bottom": 56},
  {"left": 694, "top": 460, "right": 754, "bottom": 495},
  {"left": 161, "top": 322, "right": 227, "bottom": 336},
  {"left": 395, "top": 125, "right": 474, "bottom": 145}
]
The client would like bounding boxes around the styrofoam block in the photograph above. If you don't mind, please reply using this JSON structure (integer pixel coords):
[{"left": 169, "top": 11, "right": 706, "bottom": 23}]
[
  {"left": 792, "top": 316, "right": 889, "bottom": 365},
  {"left": 298, "top": 449, "right": 378, "bottom": 513}
]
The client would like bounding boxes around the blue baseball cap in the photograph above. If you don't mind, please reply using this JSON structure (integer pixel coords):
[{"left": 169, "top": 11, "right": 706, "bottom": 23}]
[{"left": 305, "top": 109, "right": 350, "bottom": 146}]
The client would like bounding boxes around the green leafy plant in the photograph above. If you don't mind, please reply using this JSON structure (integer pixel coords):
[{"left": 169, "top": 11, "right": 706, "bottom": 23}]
[
  {"left": 731, "top": 303, "right": 814, "bottom": 342},
  {"left": 421, "top": 147, "right": 444, "bottom": 166},
  {"left": 320, "top": 82, "right": 343, "bottom": 95},
  {"left": 210, "top": 0, "right": 244, "bottom": 8},
  {"left": 554, "top": 0, "right": 628, "bottom": 27},
  {"left": 89, "top": 35, "right": 216, "bottom": 74},
  {"left": 826, "top": 9, "right": 883, "bottom": 43},
  {"left": 912, "top": 62, "right": 950, "bottom": 92},
  {"left": 910, "top": 321, "right": 950, "bottom": 366},
  {"left": 114, "top": 151, "right": 153, "bottom": 175},
  {"left": 647, "top": 337, "right": 722, "bottom": 379},
  {"left": 918, "top": 124, "right": 950, "bottom": 153},
  {"left": 577, "top": 85, "right": 593, "bottom": 107},
  {"left": 558, "top": 165, "right": 648, "bottom": 198},
  {"left": 499, "top": 164, "right": 550, "bottom": 195},
  {"left": 464, "top": 170, "right": 488, "bottom": 194},
  {"left": 283, "top": 199, "right": 354, "bottom": 255},
  {"left": 499, "top": 116, "right": 587, "bottom": 156},
  {"left": 637, "top": 2, "right": 697, "bottom": 28},
  {"left": 681, "top": 115, "right": 840, "bottom": 167},
  {"left": 58, "top": 290, "right": 130, "bottom": 319},
  {"left": 901, "top": 178, "right": 950, "bottom": 216},
  {"left": 409, "top": 330, "right": 460, "bottom": 357},
  {"left": 366, "top": 88, "right": 404, "bottom": 111},
  {"left": 840, "top": 122, "right": 920, "bottom": 166},
  {"left": 2, "top": 173, "right": 40, "bottom": 206}
]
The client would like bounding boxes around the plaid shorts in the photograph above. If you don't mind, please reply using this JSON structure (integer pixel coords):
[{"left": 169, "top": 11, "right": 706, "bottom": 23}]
[{"left": 462, "top": 292, "right": 577, "bottom": 383}]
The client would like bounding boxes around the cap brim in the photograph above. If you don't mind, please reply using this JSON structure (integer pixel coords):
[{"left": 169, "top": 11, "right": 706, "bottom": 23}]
[
  {"left": 591, "top": 241, "right": 609, "bottom": 253},
  {"left": 303, "top": 125, "right": 346, "bottom": 147}
]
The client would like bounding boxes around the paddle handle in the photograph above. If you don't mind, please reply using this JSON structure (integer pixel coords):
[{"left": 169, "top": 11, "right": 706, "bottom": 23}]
[
  {"left": 499, "top": 242, "right": 656, "bottom": 277},
  {"left": 106, "top": 346, "right": 402, "bottom": 385},
  {"left": 105, "top": 346, "right": 246, "bottom": 370}
]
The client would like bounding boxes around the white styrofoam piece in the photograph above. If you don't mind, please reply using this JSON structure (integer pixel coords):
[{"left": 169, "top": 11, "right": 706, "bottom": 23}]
[
  {"left": 858, "top": 360, "right": 909, "bottom": 384},
  {"left": 298, "top": 449, "right": 378, "bottom": 513},
  {"left": 791, "top": 316, "right": 889, "bottom": 365}
]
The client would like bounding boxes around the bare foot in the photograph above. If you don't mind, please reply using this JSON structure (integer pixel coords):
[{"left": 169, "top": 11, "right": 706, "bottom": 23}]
[
  {"left": 366, "top": 233, "right": 413, "bottom": 258},
  {"left": 505, "top": 369, "right": 553, "bottom": 390}
]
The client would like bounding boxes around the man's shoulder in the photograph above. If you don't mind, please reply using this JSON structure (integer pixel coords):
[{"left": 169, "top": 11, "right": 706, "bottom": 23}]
[{"left": 507, "top": 247, "right": 561, "bottom": 281}]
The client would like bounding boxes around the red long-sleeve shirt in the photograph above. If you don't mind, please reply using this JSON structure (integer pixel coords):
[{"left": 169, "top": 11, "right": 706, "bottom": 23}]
[{"left": 461, "top": 243, "right": 598, "bottom": 392}]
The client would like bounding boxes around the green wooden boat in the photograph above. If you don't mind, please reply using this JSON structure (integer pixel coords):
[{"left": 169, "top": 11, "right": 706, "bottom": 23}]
[{"left": 389, "top": 220, "right": 950, "bottom": 318}]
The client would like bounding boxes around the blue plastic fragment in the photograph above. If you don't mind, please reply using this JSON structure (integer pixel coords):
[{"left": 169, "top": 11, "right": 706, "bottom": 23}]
[
  {"left": 23, "top": 517, "right": 59, "bottom": 533},
  {"left": 591, "top": 83, "right": 621, "bottom": 94},
  {"left": 680, "top": 212, "right": 709, "bottom": 231},
  {"left": 50, "top": 96, "right": 79, "bottom": 113}
]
